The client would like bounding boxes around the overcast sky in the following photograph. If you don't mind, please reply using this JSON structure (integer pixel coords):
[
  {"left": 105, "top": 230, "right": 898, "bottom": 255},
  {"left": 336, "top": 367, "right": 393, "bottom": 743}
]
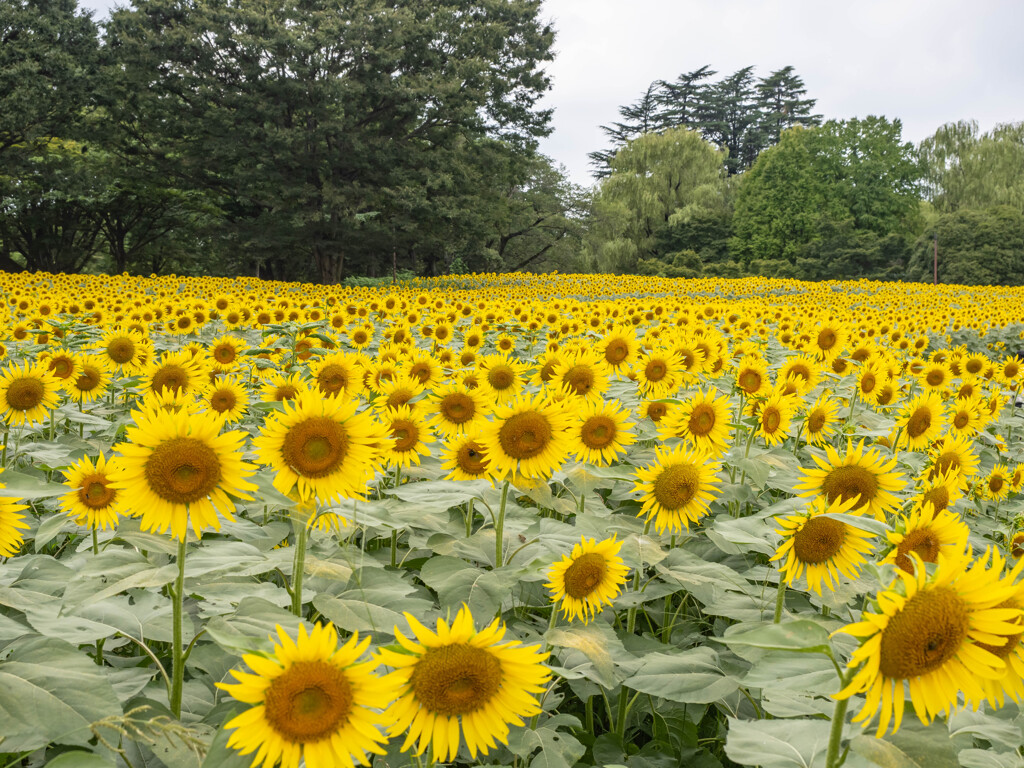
[{"left": 79, "top": 0, "right": 1023, "bottom": 186}]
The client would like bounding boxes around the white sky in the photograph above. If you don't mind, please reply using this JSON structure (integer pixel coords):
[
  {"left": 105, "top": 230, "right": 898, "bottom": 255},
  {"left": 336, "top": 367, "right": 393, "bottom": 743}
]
[{"left": 79, "top": 0, "right": 1024, "bottom": 186}]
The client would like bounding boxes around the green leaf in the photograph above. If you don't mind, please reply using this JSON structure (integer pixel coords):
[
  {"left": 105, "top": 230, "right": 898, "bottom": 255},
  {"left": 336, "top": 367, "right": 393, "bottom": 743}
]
[
  {"left": 724, "top": 717, "right": 832, "bottom": 768},
  {"left": 546, "top": 623, "right": 629, "bottom": 688},
  {"left": 958, "top": 751, "right": 1024, "bottom": 768},
  {"left": 849, "top": 719, "right": 967, "bottom": 768},
  {"left": 44, "top": 753, "right": 116, "bottom": 768},
  {"left": 0, "top": 470, "right": 68, "bottom": 499},
  {"left": 718, "top": 619, "right": 833, "bottom": 656},
  {"left": 624, "top": 647, "right": 739, "bottom": 704},
  {"left": 418, "top": 556, "right": 507, "bottom": 617}
]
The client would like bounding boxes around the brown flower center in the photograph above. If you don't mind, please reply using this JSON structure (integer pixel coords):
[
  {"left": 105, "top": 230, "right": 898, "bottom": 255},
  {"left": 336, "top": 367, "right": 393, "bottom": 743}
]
[
  {"left": 497, "top": 411, "right": 552, "bottom": 460},
  {"left": 792, "top": 516, "right": 846, "bottom": 564},
  {"left": 5, "top": 377, "right": 46, "bottom": 411},
  {"left": 563, "top": 552, "right": 608, "bottom": 598},
  {"left": 878, "top": 586, "right": 969, "bottom": 679},
  {"left": 264, "top": 660, "right": 353, "bottom": 742},
  {"left": 439, "top": 393, "right": 475, "bottom": 425},
  {"left": 143, "top": 437, "right": 222, "bottom": 504},
  {"left": 410, "top": 644, "right": 502, "bottom": 716},
  {"left": 820, "top": 465, "right": 878, "bottom": 512},
  {"left": 78, "top": 474, "right": 116, "bottom": 509},
  {"left": 281, "top": 417, "right": 350, "bottom": 478},
  {"left": 652, "top": 463, "right": 700, "bottom": 510},
  {"left": 580, "top": 415, "right": 616, "bottom": 449}
]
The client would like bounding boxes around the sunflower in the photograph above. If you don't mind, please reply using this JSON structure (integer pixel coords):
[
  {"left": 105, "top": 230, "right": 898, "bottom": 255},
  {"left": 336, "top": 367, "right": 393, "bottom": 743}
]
[
  {"left": 140, "top": 350, "right": 208, "bottom": 398},
  {"left": 381, "top": 405, "right": 434, "bottom": 469},
  {"left": 310, "top": 352, "right": 363, "bottom": 400},
  {"left": 752, "top": 391, "right": 796, "bottom": 447},
  {"left": 633, "top": 350, "right": 684, "bottom": 399},
  {"left": 59, "top": 453, "right": 125, "bottom": 531},
  {"left": 772, "top": 495, "right": 875, "bottom": 595},
  {"left": 260, "top": 371, "right": 308, "bottom": 404},
  {"left": 254, "top": 390, "right": 390, "bottom": 504},
  {"left": 734, "top": 355, "right": 771, "bottom": 397},
  {"left": 834, "top": 550, "right": 1023, "bottom": 737},
  {"left": 208, "top": 334, "right": 245, "bottom": 371},
  {"left": 476, "top": 354, "right": 528, "bottom": 404},
  {"left": 857, "top": 361, "right": 887, "bottom": 400},
  {"left": 657, "top": 388, "right": 732, "bottom": 456},
  {"left": 880, "top": 503, "right": 969, "bottom": 575},
  {"left": 919, "top": 361, "right": 952, "bottom": 392},
  {"left": 477, "top": 393, "right": 573, "bottom": 480},
  {"left": 441, "top": 433, "right": 492, "bottom": 482},
  {"left": 217, "top": 622, "right": 399, "bottom": 768},
  {"left": 68, "top": 354, "right": 113, "bottom": 404},
  {"left": 1011, "top": 532, "right": 1024, "bottom": 559},
  {"left": 40, "top": 348, "right": 81, "bottom": 389},
  {"left": 371, "top": 375, "right": 425, "bottom": 415},
  {"left": 983, "top": 464, "right": 1012, "bottom": 501},
  {"left": 598, "top": 330, "right": 637, "bottom": 371},
  {"left": 378, "top": 606, "right": 550, "bottom": 762},
  {"left": 114, "top": 408, "right": 256, "bottom": 540},
  {"left": 545, "top": 536, "right": 630, "bottom": 623},
  {"left": 633, "top": 444, "right": 722, "bottom": 534},
  {"left": 404, "top": 352, "right": 444, "bottom": 389},
  {"left": 202, "top": 376, "right": 249, "bottom": 423},
  {"left": 811, "top": 321, "right": 847, "bottom": 362},
  {"left": 0, "top": 469, "right": 29, "bottom": 557},
  {"left": 796, "top": 440, "right": 904, "bottom": 521},
  {"left": 912, "top": 469, "right": 963, "bottom": 515},
  {"left": 946, "top": 395, "right": 982, "bottom": 437},
  {"left": 425, "top": 383, "right": 490, "bottom": 439},
  {"left": 803, "top": 394, "right": 840, "bottom": 447},
  {"left": 894, "top": 391, "right": 945, "bottom": 451},
  {"left": 925, "top": 433, "right": 981, "bottom": 489},
  {"left": 638, "top": 399, "right": 673, "bottom": 423},
  {"left": 777, "top": 355, "right": 821, "bottom": 396},
  {"left": 347, "top": 324, "right": 374, "bottom": 351},
  {"left": 0, "top": 362, "right": 61, "bottom": 426},
  {"left": 549, "top": 349, "right": 612, "bottom": 403},
  {"left": 97, "top": 328, "right": 151, "bottom": 373},
  {"left": 570, "top": 398, "right": 635, "bottom": 466}
]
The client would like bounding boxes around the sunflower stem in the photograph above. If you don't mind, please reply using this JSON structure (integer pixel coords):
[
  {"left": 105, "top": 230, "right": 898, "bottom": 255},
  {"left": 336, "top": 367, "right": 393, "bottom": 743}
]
[
  {"left": 291, "top": 520, "right": 308, "bottom": 617},
  {"left": 494, "top": 479, "right": 510, "bottom": 569},
  {"left": 465, "top": 497, "right": 474, "bottom": 537},
  {"left": 773, "top": 578, "right": 786, "bottom": 623},
  {"left": 585, "top": 694, "right": 595, "bottom": 734},
  {"left": 824, "top": 683, "right": 852, "bottom": 768},
  {"left": 170, "top": 537, "right": 187, "bottom": 719},
  {"left": 92, "top": 527, "right": 98, "bottom": 555}
]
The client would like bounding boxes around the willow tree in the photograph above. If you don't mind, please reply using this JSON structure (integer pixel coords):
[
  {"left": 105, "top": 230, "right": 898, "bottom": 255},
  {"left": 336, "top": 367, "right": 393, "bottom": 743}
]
[{"left": 588, "top": 128, "right": 726, "bottom": 272}]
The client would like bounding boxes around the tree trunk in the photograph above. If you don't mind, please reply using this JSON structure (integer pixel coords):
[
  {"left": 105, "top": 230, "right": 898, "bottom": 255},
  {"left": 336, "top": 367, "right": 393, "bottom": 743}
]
[{"left": 314, "top": 243, "right": 344, "bottom": 284}]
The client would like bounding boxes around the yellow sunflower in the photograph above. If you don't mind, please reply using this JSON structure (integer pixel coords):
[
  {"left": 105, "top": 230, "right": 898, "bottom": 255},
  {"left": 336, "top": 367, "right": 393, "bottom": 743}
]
[
  {"left": 549, "top": 349, "right": 612, "bottom": 403},
  {"left": 40, "top": 348, "right": 81, "bottom": 389},
  {"left": 880, "top": 503, "right": 969, "bottom": 575},
  {"left": 803, "top": 394, "right": 840, "bottom": 447},
  {"left": 382, "top": 404, "right": 434, "bottom": 469},
  {"left": 633, "top": 444, "right": 722, "bottom": 534},
  {"left": 477, "top": 393, "right": 573, "bottom": 480},
  {"left": 202, "top": 376, "right": 249, "bottom": 423},
  {"left": 370, "top": 375, "right": 425, "bottom": 415},
  {"left": 598, "top": 330, "right": 637, "bottom": 371},
  {"left": 570, "top": 398, "right": 635, "bottom": 466},
  {"left": 425, "top": 383, "right": 490, "bottom": 439},
  {"left": 638, "top": 399, "right": 673, "bottom": 424},
  {"left": 772, "top": 495, "right": 875, "bottom": 595},
  {"left": 0, "top": 361, "right": 61, "bottom": 426},
  {"left": 476, "top": 354, "right": 528, "bottom": 404},
  {"left": 894, "top": 390, "right": 945, "bottom": 451},
  {"left": 140, "top": 350, "right": 208, "bottom": 398},
  {"left": 68, "top": 354, "right": 113, "bottom": 404},
  {"left": 545, "top": 536, "right": 630, "bottom": 623},
  {"left": 919, "top": 361, "right": 952, "bottom": 392},
  {"left": 633, "top": 350, "right": 684, "bottom": 399},
  {"left": 912, "top": 469, "right": 963, "bottom": 515},
  {"left": 983, "top": 464, "right": 1013, "bottom": 501},
  {"left": 0, "top": 469, "right": 29, "bottom": 557},
  {"left": 734, "top": 355, "right": 771, "bottom": 397},
  {"left": 217, "top": 622, "right": 399, "bottom": 768},
  {"left": 657, "top": 388, "right": 732, "bottom": 456},
  {"left": 796, "top": 440, "right": 905, "bottom": 521},
  {"left": 208, "top": 334, "right": 246, "bottom": 371},
  {"left": 97, "top": 328, "right": 151, "bottom": 373},
  {"left": 925, "top": 433, "right": 981, "bottom": 489},
  {"left": 309, "top": 352, "right": 364, "bottom": 400},
  {"left": 777, "top": 354, "right": 821, "bottom": 396},
  {"left": 114, "top": 408, "right": 256, "bottom": 540},
  {"left": 810, "top": 321, "right": 847, "bottom": 362},
  {"left": 441, "top": 433, "right": 492, "bottom": 482},
  {"left": 254, "top": 390, "right": 390, "bottom": 504},
  {"left": 970, "top": 552, "right": 1024, "bottom": 707},
  {"left": 834, "top": 549, "right": 1023, "bottom": 737},
  {"left": 260, "top": 371, "right": 309, "bottom": 404},
  {"left": 752, "top": 391, "right": 797, "bottom": 447},
  {"left": 59, "top": 453, "right": 125, "bottom": 531},
  {"left": 377, "top": 607, "right": 550, "bottom": 762}
]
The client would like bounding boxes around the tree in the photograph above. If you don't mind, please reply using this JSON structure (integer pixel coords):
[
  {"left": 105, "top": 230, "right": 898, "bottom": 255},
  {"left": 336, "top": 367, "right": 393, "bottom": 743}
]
[
  {"left": 104, "top": 0, "right": 555, "bottom": 284},
  {"left": 920, "top": 121, "right": 1024, "bottom": 214},
  {"left": 657, "top": 66, "right": 716, "bottom": 128},
  {"left": 730, "top": 117, "right": 921, "bottom": 273},
  {"left": 0, "top": 0, "right": 99, "bottom": 154},
  {"left": 703, "top": 66, "right": 759, "bottom": 174},
  {"left": 906, "top": 206, "right": 1024, "bottom": 286},
  {"left": 754, "top": 66, "right": 821, "bottom": 147},
  {"left": 587, "top": 127, "right": 727, "bottom": 272},
  {"left": 588, "top": 83, "right": 667, "bottom": 179}
]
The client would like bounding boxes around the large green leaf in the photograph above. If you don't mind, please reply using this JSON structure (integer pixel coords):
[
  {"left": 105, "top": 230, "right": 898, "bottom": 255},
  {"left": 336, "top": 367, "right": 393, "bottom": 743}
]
[
  {"left": 718, "top": 619, "right": 834, "bottom": 656},
  {"left": 724, "top": 717, "right": 831, "bottom": 768},
  {"left": 624, "top": 646, "right": 739, "bottom": 704}
]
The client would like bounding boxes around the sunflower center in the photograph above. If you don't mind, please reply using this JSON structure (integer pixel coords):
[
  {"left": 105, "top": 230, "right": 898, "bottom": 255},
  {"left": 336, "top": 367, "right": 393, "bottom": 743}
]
[
  {"left": 440, "top": 393, "right": 474, "bottom": 424},
  {"left": 50, "top": 357, "right": 74, "bottom": 379},
  {"left": 894, "top": 529, "right": 941, "bottom": 573},
  {"left": 878, "top": 586, "right": 969, "bottom": 679},
  {"left": 78, "top": 474, "right": 116, "bottom": 509},
  {"left": 807, "top": 409, "right": 827, "bottom": 434},
  {"left": 605, "top": 340, "right": 628, "bottom": 364},
  {"left": 152, "top": 364, "right": 190, "bottom": 395},
  {"left": 456, "top": 442, "right": 487, "bottom": 475},
  {"left": 76, "top": 366, "right": 101, "bottom": 392},
  {"left": 817, "top": 329, "right": 836, "bottom": 350},
  {"left": 317, "top": 364, "right": 349, "bottom": 395},
  {"left": 214, "top": 346, "right": 235, "bottom": 364},
  {"left": 645, "top": 360, "right": 667, "bottom": 382},
  {"left": 906, "top": 407, "right": 934, "bottom": 439},
  {"left": 487, "top": 366, "right": 515, "bottom": 390},
  {"left": 646, "top": 402, "right": 668, "bottom": 422},
  {"left": 792, "top": 516, "right": 846, "bottom": 564},
  {"left": 391, "top": 419, "right": 418, "bottom": 452},
  {"left": 281, "top": 417, "right": 350, "bottom": 478},
  {"left": 539, "top": 361, "right": 558, "bottom": 382},
  {"left": 860, "top": 373, "right": 876, "bottom": 393},
  {"left": 581, "top": 415, "right": 616, "bottom": 449},
  {"left": 143, "top": 437, "right": 222, "bottom": 504},
  {"left": 497, "top": 411, "right": 552, "bottom": 460},
  {"left": 563, "top": 552, "right": 609, "bottom": 598},
  {"left": 953, "top": 412, "right": 969, "bottom": 429},
  {"left": 264, "top": 660, "right": 353, "bottom": 742},
  {"left": 738, "top": 370, "right": 761, "bottom": 393},
  {"left": 210, "top": 389, "right": 237, "bottom": 413},
  {"left": 274, "top": 384, "right": 298, "bottom": 401},
  {"left": 6, "top": 378, "right": 45, "bottom": 411},
  {"left": 411, "top": 644, "right": 502, "bottom": 717},
  {"left": 926, "top": 370, "right": 944, "bottom": 387},
  {"left": 821, "top": 465, "right": 878, "bottom": 510},
  {"left": 652, "top": 463, "right": 700, "bottom": 510},
  {"left": 386, "top": 388, "right": 414, "bottom": 410},
  {"left": 689, "top": 404, "right": 716, "bottom": 436},
  {"left": 920, "top": 485, "right": 950, "bottom": 512},
  {"left": 564, "top": 365, "right": 594, "bottom": 395},
  {"left": 107, "top": 338, "right": 136, "bottom": 364},
  {"left": 990, "top": 475, "right": 1005, "bottom": 494},
  {"left": 762, "top": 407, "right": 782, "bottom": 433}
]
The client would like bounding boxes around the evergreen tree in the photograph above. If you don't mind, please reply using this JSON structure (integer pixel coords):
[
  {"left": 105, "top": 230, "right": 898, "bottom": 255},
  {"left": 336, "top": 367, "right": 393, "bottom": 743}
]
[
  {"left": 657, "top": 65, "right": 716, "bottom": 129},
  {"left": 588, "top": 82, "right": 666, "bottom": 178},
  {"left": 755, "top": 66, "right": 821, "bottom": 146}
]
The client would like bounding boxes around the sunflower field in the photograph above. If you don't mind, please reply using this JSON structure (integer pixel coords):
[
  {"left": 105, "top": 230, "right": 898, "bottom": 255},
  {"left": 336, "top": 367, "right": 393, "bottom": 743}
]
[{"left": 3, "top": 270, "right": 1024, "bottom": 768}]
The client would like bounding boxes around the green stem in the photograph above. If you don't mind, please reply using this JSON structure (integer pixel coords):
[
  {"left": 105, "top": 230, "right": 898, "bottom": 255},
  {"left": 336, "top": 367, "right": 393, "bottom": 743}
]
[
  {"left": 92, "top": 527, "right": 98, "bottom": 555},
  {"left": 773, "top": 579, "right": 786, "bottom": 623},
  {"left": 494, "top": 479, "right": 510, "bottom": 569},
  {"left": 390, "top": 529, "right": 398, "bottom": 568},
  {"left": 585, "top": 695, "right": 594, "bottom": 734},
  {"left": 291, "top": 520, "right": 308, "bottom": 617},
  {"left": 170, "top": 537, "right": 187, "bottom": 719},
  {"left": 616, "top": 571, "right": 641, "bottom": 738},
  {"left": 824, "top": 683, "right": 852, "bottom": 768},
  {"left": 465, "top": 497, "right": 474, "bottom": 537}
]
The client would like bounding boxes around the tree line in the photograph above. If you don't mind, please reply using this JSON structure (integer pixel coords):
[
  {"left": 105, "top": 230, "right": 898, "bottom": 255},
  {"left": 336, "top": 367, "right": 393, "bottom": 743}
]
[{"left": 3, "top": 0, "right": 1022, "bottom": 286}]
